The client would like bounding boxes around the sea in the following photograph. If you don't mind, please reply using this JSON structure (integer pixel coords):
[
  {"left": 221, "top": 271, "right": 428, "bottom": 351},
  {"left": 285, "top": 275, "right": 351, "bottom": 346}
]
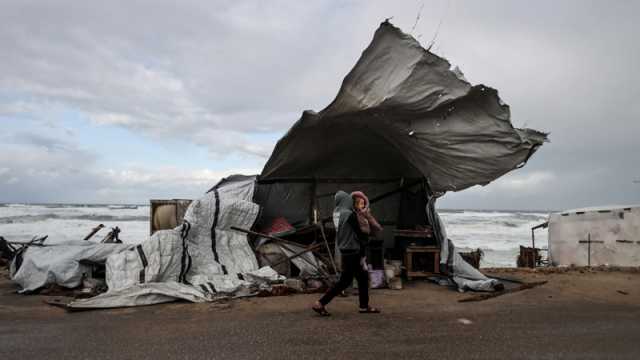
[{"left": 0, "top": 203, "right": 550, "bottom": 268}]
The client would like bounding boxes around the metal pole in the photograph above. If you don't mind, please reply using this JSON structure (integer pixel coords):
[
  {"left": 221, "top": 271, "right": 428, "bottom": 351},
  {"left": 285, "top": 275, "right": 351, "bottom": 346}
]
[
  {"left": 531, "top": 228, "right": 536, "bottom": 249},
  {"left": 587, "top": 233, "right": 591, "bottom": 267}
]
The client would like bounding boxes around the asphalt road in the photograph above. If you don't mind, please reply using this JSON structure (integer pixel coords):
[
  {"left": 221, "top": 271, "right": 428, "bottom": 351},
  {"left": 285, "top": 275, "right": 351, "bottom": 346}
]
[{"left": 1, "top": 270, "right": 639, "bottom": 359}]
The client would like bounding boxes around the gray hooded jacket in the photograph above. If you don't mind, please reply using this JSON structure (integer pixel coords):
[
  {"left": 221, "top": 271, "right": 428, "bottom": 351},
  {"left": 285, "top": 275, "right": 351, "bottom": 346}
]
[{"left": 332, "top": 191, "right": 365, "bottom": 254}]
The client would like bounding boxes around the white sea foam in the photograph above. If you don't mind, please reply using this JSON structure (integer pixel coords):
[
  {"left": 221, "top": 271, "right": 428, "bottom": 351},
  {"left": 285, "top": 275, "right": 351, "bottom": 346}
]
[
  {"left": 0, "top": 204, "right": 150, "bottom": 244},
  {"left": 0, "top": 204, "right": 551, "bottom": 267},
  {"left": 439, "top": 210, "right": 550, "bottom": 267}
]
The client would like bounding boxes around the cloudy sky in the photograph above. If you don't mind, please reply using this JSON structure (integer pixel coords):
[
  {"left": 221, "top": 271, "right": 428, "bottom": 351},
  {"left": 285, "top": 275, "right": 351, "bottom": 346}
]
[{"left": 1, "top": 0, "right": 639, "bottom": 210}]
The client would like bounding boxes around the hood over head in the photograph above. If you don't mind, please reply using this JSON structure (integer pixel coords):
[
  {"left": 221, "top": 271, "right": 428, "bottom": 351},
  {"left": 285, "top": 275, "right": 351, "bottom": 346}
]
[
  {"left": 350, "top": 191, "right": 369, "bottom": 210},
  {"left": 334, "top": 190, "right": 354, "bottom": 211}
]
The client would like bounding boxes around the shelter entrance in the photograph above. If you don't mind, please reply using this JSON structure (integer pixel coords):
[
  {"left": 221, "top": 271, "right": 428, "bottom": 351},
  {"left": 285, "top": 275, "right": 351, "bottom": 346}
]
[{"left": 253, "top": 177, "right": 439, "bottom": 273}]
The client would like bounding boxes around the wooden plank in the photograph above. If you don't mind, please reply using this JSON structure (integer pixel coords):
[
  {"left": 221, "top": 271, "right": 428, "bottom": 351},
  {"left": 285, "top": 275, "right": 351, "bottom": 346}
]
[
  {"left": 394, "top": 229, "right": 433, "bottom": 238},
  {"left": 406, "top": 246, "right": 440, "bottom": 251}
]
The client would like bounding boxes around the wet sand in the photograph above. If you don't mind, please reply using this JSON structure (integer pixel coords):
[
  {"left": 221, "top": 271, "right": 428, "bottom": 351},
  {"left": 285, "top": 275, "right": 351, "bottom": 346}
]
[{"left": 1, "top": 268, "right": 639, "bottom": 359}]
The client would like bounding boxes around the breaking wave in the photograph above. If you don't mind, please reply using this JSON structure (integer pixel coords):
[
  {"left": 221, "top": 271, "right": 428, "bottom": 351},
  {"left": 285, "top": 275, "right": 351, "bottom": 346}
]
[
  {"left": 438, "top": 209, "right": 551, "bottom": 267},
  {"left": 0, "top": 204, "right": 552, "bottom": 267},
  {"left": 0, "top": 213, "right": 149, "bottom": 224}
]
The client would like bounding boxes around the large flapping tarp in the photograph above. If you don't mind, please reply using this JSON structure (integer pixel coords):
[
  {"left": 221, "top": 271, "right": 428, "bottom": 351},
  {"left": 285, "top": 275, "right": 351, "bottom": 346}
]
[{"left": 261, "top": 21, "right": 547, "bottom": 192}]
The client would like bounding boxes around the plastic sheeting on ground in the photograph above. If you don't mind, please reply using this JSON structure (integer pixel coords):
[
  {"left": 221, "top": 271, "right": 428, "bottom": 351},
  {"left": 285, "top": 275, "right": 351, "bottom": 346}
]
[
  {"left": 68, "top": 282, "right": 215, "bottom": 309},
  {"left": 10, "top": 241, "right": 130, "bottom": 293},
  {"left": 12, "top": 176, "right": 284, "bottom": 308}
]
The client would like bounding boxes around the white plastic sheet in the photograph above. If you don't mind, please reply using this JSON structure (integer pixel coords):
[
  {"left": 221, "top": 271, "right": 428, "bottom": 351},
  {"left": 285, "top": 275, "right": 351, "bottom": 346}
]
[{"left": 10, "top": 241, "right": 130, "bottom": 293}]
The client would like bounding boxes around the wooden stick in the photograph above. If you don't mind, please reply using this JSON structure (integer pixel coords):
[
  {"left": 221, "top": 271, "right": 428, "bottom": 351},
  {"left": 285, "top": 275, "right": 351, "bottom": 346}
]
[
  {"left": 318, "top": 223, "right": 337, "bottom": 274},
  {"left": 270, "top": 243, "right": 323, "bottom": 268},
  {"left": 83, "top": 224, "right": 105, "bottom": 241},
  {"left": 230, "top": 226, "right": 302, "bottom": 248}
]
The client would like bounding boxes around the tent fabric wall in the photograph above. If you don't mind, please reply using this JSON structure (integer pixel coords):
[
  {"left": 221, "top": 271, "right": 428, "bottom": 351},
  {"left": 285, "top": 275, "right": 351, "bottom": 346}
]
[
  {"left": 253, "top": 182, "right": 313, "bottom": 228},
  {"left": 104, "top": 228, "right": 188, "bottom": 292}
]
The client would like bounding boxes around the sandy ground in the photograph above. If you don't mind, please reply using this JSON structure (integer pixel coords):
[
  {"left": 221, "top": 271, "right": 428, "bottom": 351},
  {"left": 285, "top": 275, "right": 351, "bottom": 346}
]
[{"left": 1, "top": 267, "right": 639, "bottom": 359}]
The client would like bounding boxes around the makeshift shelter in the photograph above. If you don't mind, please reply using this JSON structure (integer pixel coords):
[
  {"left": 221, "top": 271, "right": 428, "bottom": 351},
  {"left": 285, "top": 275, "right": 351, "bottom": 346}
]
[
  {"left": 256, "top": 22, "right": 546, "bottom": 228},
  {"left": 547, "top": 205, "right": 640, "bottom": 267},
  {"left": 252, "top": 21, "right": 546, "bottom": 289}
]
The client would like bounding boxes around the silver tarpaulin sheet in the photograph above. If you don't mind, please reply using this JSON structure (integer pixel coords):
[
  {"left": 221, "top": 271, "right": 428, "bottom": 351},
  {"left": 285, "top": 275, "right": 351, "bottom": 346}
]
[{"left": 261, "top": 21, "right": 547, "bottom": 192}]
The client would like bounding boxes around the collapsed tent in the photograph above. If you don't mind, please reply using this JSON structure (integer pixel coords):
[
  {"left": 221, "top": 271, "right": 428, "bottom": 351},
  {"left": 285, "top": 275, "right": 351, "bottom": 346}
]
[{"left": 11, "top": 179, "right": 287, "bottom": 308}]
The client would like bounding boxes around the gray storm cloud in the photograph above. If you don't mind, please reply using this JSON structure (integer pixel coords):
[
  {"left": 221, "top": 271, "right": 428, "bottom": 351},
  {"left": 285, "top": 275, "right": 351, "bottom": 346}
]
[{"left": 0, "top": 0, "right": 639, "bottom": 209}]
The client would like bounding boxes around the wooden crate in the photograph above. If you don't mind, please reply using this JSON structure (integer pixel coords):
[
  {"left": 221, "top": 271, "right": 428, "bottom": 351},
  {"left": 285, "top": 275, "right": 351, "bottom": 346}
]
[
  {"left": 517, "top": 246, "right": 540, "bottom": 268},
  {"left": 459, "top": 249, "right": 483, "bottom": 269},
  {"left": 404, "top": 246, "right": 440, "bottom": 280},
  {"left": 150, "top": 199, "right": 192, "bottom": 235}
]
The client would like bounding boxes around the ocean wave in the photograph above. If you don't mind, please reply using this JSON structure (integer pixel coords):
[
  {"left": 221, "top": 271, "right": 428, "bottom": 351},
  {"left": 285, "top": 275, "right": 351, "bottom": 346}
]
[
  {"left": 500, "top": 221, "right": 520, "bottom": 228},
  {"left": 514, "top": 213, "right": 549, "bottom": 221},
  {"left": 1, "top": 203, "right": 147, "bottom": 209},
  {"left": 0, "top": 213, "right": 149, "bottom": 224}
]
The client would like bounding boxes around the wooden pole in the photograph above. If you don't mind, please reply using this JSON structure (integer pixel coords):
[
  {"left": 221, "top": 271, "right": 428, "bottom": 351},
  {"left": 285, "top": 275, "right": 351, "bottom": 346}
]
[
  {"left": 270, "top": 243, "right": 323, "bottom": 267},
  {"left": 83, "top": 224, "right": 105, "bottom": 241},
  {"left": 230, "top": 226, "right": 303, "bottom": 248},
  {"left": 318, "top": 222, "right": 338, "bottom": 274},
  {"left": 531, "top": 228, "right": 536, "bottom": 249}
]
